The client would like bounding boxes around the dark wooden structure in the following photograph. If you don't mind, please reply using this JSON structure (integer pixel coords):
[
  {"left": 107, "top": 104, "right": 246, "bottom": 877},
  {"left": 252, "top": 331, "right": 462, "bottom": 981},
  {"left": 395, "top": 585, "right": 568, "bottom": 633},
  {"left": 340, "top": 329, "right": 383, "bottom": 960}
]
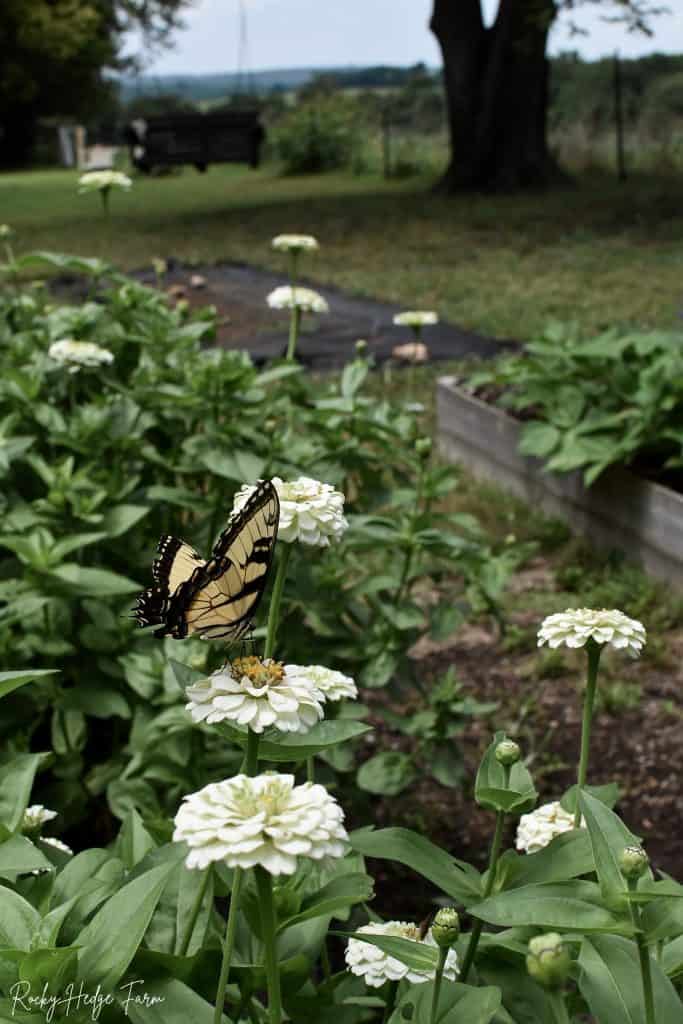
[{"left": 125, "top": 111, "right": 265, "bottom": 173}]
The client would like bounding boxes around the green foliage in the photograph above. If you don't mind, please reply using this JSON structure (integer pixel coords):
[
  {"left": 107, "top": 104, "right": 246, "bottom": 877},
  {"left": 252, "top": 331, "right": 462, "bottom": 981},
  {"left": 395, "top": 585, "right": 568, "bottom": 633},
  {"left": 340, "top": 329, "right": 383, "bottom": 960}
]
[
  {"left": 357, "top": 668, "right": 497, "bottom": 795},
  {"left": 0, "top": 0, "right": 190, "bottom": 166},
  {"left": 269, "top": 99, "right": 361, "bottom": 174},
  {"left": 0, "top": 253, "right": 509, "bottom": 831},
  {"left": 468, "top": 321, "right": 683, "bottom": 485},
  {"left": 0, "top": 239, "right": 680, "bottom": 1021}
]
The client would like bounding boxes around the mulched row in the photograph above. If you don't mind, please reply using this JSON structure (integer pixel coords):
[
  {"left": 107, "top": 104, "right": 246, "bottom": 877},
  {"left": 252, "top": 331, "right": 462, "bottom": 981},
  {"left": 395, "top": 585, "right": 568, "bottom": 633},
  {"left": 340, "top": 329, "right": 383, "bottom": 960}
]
[{"left": 54, "top": 259, "right": 511, "bottom": 369}]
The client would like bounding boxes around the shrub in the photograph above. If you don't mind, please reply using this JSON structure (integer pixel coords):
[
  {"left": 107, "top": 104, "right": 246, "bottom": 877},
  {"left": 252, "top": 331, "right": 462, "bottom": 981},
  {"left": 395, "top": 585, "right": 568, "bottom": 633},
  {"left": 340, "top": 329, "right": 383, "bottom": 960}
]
[{"left": 269, "top": 99, "right": 359, "bottom": 174}]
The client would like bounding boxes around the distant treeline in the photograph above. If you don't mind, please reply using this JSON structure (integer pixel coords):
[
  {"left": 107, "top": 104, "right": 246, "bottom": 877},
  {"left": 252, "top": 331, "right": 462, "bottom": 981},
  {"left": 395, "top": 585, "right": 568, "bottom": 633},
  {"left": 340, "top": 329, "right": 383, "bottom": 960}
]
[
  {"left": 112, "top": 54, "right": 683, "bottom": 151},
  {"left": 116, "top": 66, "right": 358, "bottom": 103},
  {"left": 117, "top": 54, "right": 683, "bottom": 123}
]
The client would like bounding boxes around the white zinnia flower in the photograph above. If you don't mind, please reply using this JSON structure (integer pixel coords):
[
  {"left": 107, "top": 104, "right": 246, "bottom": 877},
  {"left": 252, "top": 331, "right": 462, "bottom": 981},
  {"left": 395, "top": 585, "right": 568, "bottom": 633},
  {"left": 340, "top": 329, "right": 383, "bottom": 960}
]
[
  {"left": 48, "top": 338, "right": 115, "bottom": 372},
  {"left": 78, "top": 170, "right": 132, "bottom": 193},
  {"left": 537, "top": 608, "right": 646, "bottom": 655},
  {"left": 173, "top": 773, "right": 348, "bottom": 874},
  {"left": 272, "top": 234, "right": 319, "bottom": 252},
  {"left": 267, "top": 286, "right": 329, "bottom": 314},
  {"left": 185, "top": 656, "right": 324, "bottom": 734},
  {"left": 393, "top": 311, "right": 438, "bottom": 328},
  {"left": 22, "top": 805, "right": 58, "bottom": 832},
  {"left": 40, "top": 837, "right": 73, "bottom": 856},
  {"left": 345, "top": 921, "right": 459, "bottom": 988},
  {"left": 285, "top": 664, "right": 357, "bottom": 703},
  {"left": 515, "top": 801, "right": 584, "bottom": 855},
  {"left": 233, "top": 476, "right": 348, "bottom": 547}
]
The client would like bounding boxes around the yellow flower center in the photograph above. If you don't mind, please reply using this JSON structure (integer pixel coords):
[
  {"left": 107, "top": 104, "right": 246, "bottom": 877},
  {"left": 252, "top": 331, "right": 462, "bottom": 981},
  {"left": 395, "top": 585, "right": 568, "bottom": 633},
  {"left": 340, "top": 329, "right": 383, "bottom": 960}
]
[{"left": 232, "top": 656, "right": 285, "bottom": 689}]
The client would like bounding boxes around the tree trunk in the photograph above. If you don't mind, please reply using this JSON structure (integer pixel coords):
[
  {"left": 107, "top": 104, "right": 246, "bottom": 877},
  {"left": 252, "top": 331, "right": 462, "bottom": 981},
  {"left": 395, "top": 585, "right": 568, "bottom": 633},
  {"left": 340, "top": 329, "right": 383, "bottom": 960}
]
[{"left": 431, "top": 0, "right": 560, "bottom": 191}]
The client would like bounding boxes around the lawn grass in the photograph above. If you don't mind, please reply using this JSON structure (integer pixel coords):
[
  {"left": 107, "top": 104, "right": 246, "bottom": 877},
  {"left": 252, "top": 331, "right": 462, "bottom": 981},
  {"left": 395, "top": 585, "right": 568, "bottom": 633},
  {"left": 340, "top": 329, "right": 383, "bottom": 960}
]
[{"left": 3, "top": 164, "right": 683, "bottom": 341}]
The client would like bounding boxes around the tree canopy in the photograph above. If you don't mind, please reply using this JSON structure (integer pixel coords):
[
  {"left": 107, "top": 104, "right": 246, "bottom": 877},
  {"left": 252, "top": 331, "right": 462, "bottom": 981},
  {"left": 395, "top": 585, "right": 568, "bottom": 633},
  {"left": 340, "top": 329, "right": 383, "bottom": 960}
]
[{"left": 0, "top": 0, "right": 190, "bottom": 165}]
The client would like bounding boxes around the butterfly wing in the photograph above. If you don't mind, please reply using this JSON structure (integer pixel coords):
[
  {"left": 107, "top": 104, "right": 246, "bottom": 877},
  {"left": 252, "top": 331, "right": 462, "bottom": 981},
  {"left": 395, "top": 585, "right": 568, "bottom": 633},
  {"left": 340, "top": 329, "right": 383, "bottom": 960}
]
[
  {"left": 136, "top": 480, "right": 280, "bottom": 643},
  {"left": 153, "top": 537, "right": 205, "bottom": 592},
  {"left": 135, "top": 537, "right": 205, "bottom": 636},
  {"left": 173, "top": 479, "right": 280, "bottom": 641}
]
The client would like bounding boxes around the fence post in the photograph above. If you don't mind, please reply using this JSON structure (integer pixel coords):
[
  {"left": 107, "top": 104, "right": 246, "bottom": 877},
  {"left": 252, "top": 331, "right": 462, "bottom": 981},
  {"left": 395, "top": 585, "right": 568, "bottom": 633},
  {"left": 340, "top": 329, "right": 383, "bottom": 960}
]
[{"left": 614, "top": 52, "right": 627, "bottom": 182}]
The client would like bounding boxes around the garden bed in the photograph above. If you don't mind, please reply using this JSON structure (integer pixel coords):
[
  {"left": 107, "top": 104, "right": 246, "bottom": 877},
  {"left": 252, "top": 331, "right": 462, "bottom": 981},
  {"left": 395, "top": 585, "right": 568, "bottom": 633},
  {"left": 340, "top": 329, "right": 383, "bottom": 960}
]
[
  {"left": 348, "top": 589, "right": 683, "bottom": 917},
  {"left": 51, "top": 260, "right": 507, "bottom": 370},
  {"left": 437, "top": 376, "right": 683, "bottom": 587}
]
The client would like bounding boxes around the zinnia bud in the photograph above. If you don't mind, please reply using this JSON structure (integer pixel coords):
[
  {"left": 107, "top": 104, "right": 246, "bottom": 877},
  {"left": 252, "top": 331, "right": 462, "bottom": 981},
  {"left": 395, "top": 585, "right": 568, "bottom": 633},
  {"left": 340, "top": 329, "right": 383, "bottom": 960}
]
[
  {"left": 495, "top": 739, "right": 521, "bottom": 767},
  {"left": 619, "top": 845, "right": 649, "bottom": 882},
  {"left": 431, "top": 907, "right": 460, "bottom": 948},
  {"left": 415, "top": 437, "right": 432, "bottom": 459},
  {"left": 355, "top": 339, "right": 368, "bottom": 355},
  {"left": 526, "top": 933, "right": 571, "bottom": 989}
]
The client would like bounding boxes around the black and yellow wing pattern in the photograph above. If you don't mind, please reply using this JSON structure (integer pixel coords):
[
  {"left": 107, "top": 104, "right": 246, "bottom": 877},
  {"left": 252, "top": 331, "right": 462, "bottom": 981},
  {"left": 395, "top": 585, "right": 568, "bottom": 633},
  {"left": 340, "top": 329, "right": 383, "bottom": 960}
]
[{"left": 135, "top": 479, "right": 280, "bottom": 642}]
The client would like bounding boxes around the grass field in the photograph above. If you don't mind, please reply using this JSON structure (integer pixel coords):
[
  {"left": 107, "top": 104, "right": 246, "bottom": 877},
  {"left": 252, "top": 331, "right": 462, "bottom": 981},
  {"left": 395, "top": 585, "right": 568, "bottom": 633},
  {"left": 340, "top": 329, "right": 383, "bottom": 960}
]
[{"left": 3, "top": 164, "right": 683, "bottom": 340}]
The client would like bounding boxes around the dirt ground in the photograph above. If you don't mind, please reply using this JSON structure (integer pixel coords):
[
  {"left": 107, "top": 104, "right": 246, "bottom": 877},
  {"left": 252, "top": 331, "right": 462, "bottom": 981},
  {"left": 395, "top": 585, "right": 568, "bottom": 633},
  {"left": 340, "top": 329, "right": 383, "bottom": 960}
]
[{"left": 351, "top": 559, "right": 683, "bottom": 920}]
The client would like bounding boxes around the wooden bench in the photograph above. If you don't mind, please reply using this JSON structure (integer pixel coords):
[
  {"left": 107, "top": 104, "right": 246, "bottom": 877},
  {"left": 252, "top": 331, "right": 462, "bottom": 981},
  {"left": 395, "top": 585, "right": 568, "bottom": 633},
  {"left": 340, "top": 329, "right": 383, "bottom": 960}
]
[{"left": 125, "top": 111, "right": 265, "bottom": 173}]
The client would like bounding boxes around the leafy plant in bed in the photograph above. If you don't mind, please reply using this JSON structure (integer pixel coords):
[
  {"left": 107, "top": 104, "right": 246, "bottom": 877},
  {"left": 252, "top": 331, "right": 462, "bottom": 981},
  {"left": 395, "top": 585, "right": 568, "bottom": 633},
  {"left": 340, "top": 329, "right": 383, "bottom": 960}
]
[{"left": 467, "top": 320, "right": 683, "bottom": 489}]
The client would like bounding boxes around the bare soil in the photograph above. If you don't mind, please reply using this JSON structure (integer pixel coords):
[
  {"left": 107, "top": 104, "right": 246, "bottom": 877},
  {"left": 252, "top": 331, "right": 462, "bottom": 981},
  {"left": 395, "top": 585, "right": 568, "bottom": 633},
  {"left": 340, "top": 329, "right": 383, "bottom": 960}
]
[{"left": 350, "top": 560, "right": 683, "bottom": 920}]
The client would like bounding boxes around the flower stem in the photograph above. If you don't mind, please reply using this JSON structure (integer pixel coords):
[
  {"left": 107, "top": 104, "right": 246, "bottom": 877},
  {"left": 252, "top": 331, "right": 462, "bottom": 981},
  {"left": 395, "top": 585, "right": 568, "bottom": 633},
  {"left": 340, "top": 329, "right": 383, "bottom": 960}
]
[
  {"left": 178, "top": 865, "right": 211, "bottom": 957},
  {"left": 288, "top": 250, "right": 299, "bottom": 291},
  {"left": 213, "top": 866, "right": 244, "bottom": 1024},
  {"left": 636, "top": 936, "right": 656, "bottom": 1024},
  {"left": 254, "top": 865, "right": 282, "bottom": 1024},
  {"left": 245, "top": 728, "right": 260, "bottom": 776},
  {"left": 306, "top": 756, "right": 315, "bottom": 782},
  {"left": 575, "top": 641, "right": 602, "bottom": 827},
  {"left": 547, "top": 992, "right": 572, "bottom": 1024},
  {"left": 394, "top": 459, "right": 426, "bottom": 607},
  {"left": 264, "top": 545, "right": 291, "bottom": 660},
  {"left": 285, "top": 249, "right": 300, "bottom": 363},
  {"left": 285, "top": 305, "right": 302, "bottom": 362},
  {"left": 408, "top": 325, "right": 422, "bottom": 406},
  {"left": 460, "top": 765, "right": 511, "bottom": 983},
  {"left": 382, "top": 980, "right": 398, "bottom": 1023},
  {"left": 429, "top": 947, "right": 448, "bottom": 1024},
  {"left": 628, "top": 878, "right": 656, "bottom": 1024}
]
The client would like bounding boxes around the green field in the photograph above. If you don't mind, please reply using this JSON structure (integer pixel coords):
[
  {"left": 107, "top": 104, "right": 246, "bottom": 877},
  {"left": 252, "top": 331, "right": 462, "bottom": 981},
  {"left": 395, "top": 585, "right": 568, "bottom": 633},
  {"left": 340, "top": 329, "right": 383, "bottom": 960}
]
[{"left": 4, "top": 165, "right": 683, "bottom": 340}]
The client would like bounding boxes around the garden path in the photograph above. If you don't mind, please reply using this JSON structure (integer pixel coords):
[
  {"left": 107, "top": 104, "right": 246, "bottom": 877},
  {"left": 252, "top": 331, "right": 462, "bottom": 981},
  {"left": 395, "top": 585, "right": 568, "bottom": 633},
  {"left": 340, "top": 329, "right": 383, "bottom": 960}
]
[{"left": 134, "top": 260, "right": 512, "bottom": 369}]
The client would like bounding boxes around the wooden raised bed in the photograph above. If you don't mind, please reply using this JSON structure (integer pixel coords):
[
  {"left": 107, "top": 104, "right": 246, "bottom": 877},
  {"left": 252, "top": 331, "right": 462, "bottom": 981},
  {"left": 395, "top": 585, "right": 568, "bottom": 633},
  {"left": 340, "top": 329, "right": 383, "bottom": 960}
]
[{"left": 436, "top": 376, "right": 683, "bottom": 587}]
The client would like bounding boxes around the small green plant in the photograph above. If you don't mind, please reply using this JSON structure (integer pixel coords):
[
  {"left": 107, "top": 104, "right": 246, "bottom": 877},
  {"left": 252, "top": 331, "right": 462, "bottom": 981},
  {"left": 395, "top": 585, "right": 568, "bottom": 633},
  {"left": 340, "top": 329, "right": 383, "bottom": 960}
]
[
  {"left": 358, "top": 667, "right": 498, "bottom": 795},
  {"left": 595, "top": 678, "right": 642, "bottom": 715},
  {"left": 534, "top": 648, "right": 569, "bottom": 679}
]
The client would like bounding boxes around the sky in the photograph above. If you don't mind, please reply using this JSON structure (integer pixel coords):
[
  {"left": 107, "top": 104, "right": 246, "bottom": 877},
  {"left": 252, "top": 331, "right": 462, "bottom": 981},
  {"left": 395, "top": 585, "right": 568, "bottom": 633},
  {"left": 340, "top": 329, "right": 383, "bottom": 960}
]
[{"left": 130, "top": 0, "right": 683, "bottom": 75}]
